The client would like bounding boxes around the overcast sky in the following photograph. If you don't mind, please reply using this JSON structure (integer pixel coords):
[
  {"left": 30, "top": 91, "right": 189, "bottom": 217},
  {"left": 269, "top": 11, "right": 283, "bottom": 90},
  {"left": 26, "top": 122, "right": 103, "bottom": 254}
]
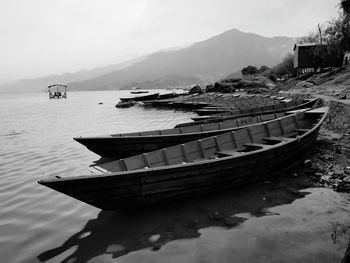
[{"left": 0, "top": 0, "right": 340, "bottom": 80}]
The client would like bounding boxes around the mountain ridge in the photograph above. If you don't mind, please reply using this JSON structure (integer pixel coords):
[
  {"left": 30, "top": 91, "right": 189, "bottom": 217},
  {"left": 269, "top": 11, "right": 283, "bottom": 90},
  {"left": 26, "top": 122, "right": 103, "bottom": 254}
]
[
  {"left": 68, "top": 28, "right": 295, "bottom": 90},
  {"left": 1, "top": 28, "right": 296, "bottom": 93},
  {"left": 0, "top": 56, "right": 145, "bottom": 93}
]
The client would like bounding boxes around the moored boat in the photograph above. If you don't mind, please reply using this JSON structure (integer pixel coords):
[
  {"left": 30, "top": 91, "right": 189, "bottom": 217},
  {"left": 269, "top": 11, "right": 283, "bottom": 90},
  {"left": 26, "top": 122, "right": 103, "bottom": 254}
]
[
  {"left": 39, "top": 107, "right": 328, "bottom": 210},
  {"left": 74, "top": 110, "right": 302, "bottom": 158},
  {"left": 130, "top": 91, "right": 149, "bottom": 94},
  {"left": 157, "top": 92, "right": 179, "bottom": 100},
  {"left": 188, "top": 98, "right": 321, "bottom": 123},
  {"left": 119, "top": 93, "right": 159, "bottom": 102}
]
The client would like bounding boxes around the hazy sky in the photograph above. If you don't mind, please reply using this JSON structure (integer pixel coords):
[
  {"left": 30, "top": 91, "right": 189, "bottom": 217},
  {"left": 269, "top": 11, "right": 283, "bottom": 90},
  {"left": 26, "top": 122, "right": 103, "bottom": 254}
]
[{"left": 0, "top": 0, "right": 340, "bottom": 80}]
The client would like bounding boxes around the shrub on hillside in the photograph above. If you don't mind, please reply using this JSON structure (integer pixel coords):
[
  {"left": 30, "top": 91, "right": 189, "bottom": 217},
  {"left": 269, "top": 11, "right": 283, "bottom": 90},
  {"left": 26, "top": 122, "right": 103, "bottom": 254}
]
[{"left": 272, "top": 53, "right": 295, "bottom": 78}]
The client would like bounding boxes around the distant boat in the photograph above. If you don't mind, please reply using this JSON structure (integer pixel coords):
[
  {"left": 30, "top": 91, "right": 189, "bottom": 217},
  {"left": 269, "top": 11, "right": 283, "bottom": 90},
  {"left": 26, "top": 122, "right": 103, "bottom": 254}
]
[
  {"left": 38, "top": 107, "right": 328, "bottom": 210},
  {"left": 130, "top": 91, "right": 149, "bottom": 94},
  {"left": 115, "top": 100, "right": 135, "bottom": 108},
  {"left": 119, "top": 93, "right": 159, "bottom": 102}
]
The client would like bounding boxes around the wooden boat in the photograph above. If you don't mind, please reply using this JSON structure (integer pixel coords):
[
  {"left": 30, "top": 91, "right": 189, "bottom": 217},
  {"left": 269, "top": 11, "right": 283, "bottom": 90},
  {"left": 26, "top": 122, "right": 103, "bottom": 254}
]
[
  {"left": 157, "top": 93, "right": 179, "bottom": 100},
  {"left": 193, "top": 97, "right": 289, "bottom": 116},
  {"left": 115, "top": 100, "right": 135, "bottom": 108},
  {"left": 74, "top": 110, "right": 301, "bottom": 158},
  {"left": 119, "top": 93, "right": 159, "bottom": 102},
  {"left": 189, "top": 98, "right": 321, "bottom": 123},
  {"left": 194, "top": 102, "right": 283, "bottom": 116},
  {"left": 142, "top": 93, "right": 224, "bottom": 108},
  {"left": 38, "top": 107, "right": 328, "bottom": 210},
  {"left": 130, "top": 91, "right": 149, "bottom": 94}
]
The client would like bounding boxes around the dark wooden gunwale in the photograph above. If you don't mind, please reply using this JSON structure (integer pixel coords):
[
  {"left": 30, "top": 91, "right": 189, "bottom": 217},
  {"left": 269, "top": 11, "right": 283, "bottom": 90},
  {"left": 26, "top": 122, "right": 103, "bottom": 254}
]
[{"left": 39, "top": 107, "right": 328, "bottom": 210}]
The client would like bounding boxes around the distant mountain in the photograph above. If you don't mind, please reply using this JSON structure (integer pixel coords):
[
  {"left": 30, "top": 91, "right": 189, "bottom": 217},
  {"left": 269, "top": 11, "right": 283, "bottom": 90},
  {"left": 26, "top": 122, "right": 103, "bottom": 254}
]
[
  {"left": 68, "top": 28, "right": 295, "bottom": 91},
  {"left": 0, "top": 57, "right": 144, "bottom": 93},
  {"left": 1, "top": 28, "right": 295, "bottom": 93}
]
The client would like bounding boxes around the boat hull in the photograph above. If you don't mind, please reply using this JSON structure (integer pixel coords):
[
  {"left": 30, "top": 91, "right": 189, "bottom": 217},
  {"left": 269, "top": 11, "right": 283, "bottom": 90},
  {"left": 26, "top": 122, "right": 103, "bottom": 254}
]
[
  {"left": 74, "top": 111, "right": 288, "bottom": 158},
  {"left": 40, "top": 124, "right": 320, "bottom": 210}
]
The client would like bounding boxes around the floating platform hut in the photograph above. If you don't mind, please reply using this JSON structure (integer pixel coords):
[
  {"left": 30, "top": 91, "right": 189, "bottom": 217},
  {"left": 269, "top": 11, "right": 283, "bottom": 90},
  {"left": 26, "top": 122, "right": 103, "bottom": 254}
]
[{"left": 48, "top": 84, "right": 67, "bottom": 99}]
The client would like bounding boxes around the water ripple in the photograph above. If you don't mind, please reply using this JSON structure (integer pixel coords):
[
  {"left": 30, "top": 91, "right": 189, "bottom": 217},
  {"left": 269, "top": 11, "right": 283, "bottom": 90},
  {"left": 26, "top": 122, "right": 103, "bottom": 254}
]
[{"left": 0, "top": 91, "right": 196, "bottom": 263}]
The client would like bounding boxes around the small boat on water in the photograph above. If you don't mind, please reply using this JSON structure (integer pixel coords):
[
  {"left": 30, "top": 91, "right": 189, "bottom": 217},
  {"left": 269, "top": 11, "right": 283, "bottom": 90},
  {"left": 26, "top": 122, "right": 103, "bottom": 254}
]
[
  {"left": 115, "top": 100, "right": 135, "bottom": 108},
  {"left": 119, "top": 93, "right": 159, "bottom": 102},
  {"left": 39, "top": 107, "right": 328, "bottom": 210},
  {"left": 130, "top": 91, "right": 149, "bottom": 94}
]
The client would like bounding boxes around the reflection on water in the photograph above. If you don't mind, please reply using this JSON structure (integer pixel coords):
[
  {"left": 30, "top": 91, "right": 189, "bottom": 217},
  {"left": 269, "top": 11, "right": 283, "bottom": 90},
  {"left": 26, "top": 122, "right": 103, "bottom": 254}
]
[
  {"left": 37, "top": 173, "right": 332, "bottom": 262},
  {"left": 0, "top": 91, "right": 349, "bottom": 263}
]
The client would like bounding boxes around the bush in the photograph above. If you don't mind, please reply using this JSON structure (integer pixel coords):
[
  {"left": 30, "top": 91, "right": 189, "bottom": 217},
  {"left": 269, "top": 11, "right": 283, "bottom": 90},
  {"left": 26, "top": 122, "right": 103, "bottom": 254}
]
[
  {"left": 241, "top": 65, "right": 258, "bottom": 75},
  {"left": 272, "top": 53, "right": 295, "bottom": 78}
]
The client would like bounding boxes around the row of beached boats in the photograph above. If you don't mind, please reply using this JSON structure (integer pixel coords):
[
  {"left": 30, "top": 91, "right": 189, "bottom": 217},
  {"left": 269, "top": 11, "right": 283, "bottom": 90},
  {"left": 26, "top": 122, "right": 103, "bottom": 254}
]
[
  {"left": 115, "top": 92, "right": 182, "bottom": 108},
  {"left": 38, "top": 92, "right": 328, "bottom": 210}
]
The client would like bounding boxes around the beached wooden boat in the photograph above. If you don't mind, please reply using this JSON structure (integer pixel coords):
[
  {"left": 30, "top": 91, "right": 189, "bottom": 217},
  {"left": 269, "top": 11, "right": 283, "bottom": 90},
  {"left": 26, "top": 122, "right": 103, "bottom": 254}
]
[
  {"left": 157, "top": 93, "right": 180, "bottom": 100},
  {"left": 73, "top": 110, "right": 300, "bottom": 158},
  {"left": 39, "top": 107, "right": 328, "bottom": 210},
  {"left": 115, "top": 100, "right": 136, "bottom": 108},
  {"left": 119, "top": 93, "right": 159, "bottom": 102},
  {"left": 142, "top": 93, "right": 225, "bottom": 108},
  {"left": 188, "top": 98, "right": 321, "bottom": 123},
  {"left": 193, "top": 97, "right": 289, "bottom": 116}
]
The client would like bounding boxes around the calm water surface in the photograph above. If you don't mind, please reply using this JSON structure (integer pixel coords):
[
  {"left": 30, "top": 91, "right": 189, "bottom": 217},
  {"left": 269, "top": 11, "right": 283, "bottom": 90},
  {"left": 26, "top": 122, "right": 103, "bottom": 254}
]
[{"left": 0, "top": 90, "right": 349, "bottom": 263}]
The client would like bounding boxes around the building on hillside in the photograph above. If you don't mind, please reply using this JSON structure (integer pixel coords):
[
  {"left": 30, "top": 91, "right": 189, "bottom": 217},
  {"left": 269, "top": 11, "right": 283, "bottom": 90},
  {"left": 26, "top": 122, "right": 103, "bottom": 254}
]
[{"left": 293, "top": 43, "right": 343, "bottom": 75}]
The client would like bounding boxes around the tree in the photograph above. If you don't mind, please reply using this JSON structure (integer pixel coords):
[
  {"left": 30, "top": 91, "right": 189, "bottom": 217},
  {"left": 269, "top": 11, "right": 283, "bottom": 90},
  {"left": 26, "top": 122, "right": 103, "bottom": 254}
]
[
  {"left": 272, "top": 53, "right": 295, "bottom": 78},
  {"left": 340, "top": 0, "right": 350, "bottom": 51},
  {"left": 241, "top": 65, "right": 258, "bottom": 76},
  {"left": 298, "top": 17, "right": 344, "bottom": 69},
  {"left": 341, "top": 0, "right": 350, "bottom": 15},
  {"left": 257, "top": 65, "right": 270, "bottom": 74}
]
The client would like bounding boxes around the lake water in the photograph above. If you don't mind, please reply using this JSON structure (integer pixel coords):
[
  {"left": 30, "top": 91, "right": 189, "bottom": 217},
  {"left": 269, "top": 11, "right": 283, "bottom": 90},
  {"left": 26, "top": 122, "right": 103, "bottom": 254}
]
[{"left": 0, "top": 90, "right": 350, "bottom": 263}]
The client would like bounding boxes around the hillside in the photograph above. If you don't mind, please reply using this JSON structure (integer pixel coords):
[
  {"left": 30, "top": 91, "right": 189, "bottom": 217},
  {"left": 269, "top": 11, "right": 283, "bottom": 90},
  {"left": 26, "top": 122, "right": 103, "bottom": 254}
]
[
  {"left": 68, "top": 28, "right": 295, "bottom": 91},
  {"left": 1, "top": 28, "right": 295, "bottom": 93},
  {"left": 280, "top": 66, "right": 350, "bottom": 99},
  {"left": 0, "top": 57, "right": 144, "bottom": 93}
]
